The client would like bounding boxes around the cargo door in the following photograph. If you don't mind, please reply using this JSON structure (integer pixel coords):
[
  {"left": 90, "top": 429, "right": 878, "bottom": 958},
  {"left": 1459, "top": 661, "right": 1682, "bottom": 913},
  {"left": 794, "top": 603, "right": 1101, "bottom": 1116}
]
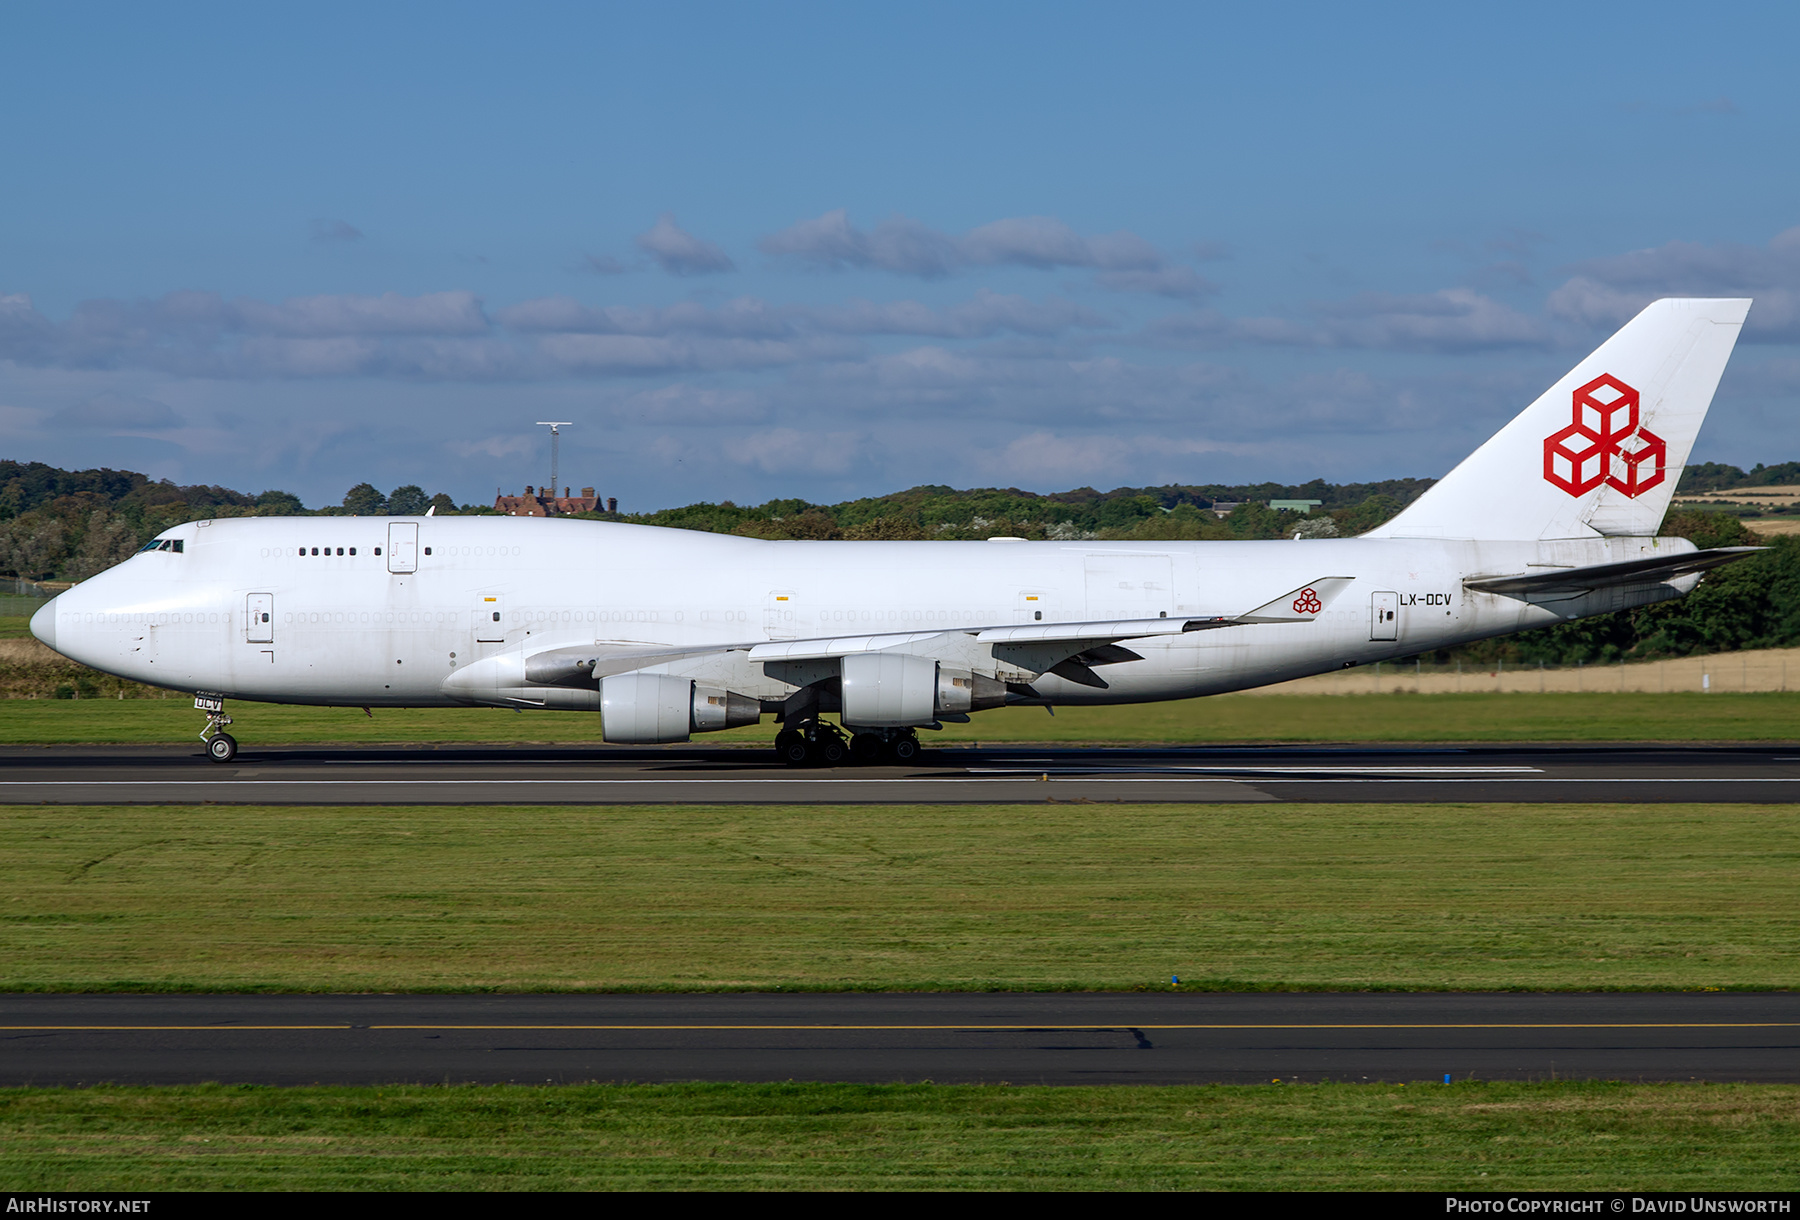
[
  {"left": 246, "top": 593, "right": 274, "bottom": 643},
  {"left": 473, "top": 594, "right": 506, "bottom": 643},
  {"left": 764, "top": 589, "right": 797, "bottom": 640},
  {"left": 387, "top": 522, "right": 418, "bottom": 574},
  {"left": 1084, "top": 553, "right": 1173, "bottom": 620},
  {"left": 1370, "top": 590, "right": 1399, "bottom": 641}
]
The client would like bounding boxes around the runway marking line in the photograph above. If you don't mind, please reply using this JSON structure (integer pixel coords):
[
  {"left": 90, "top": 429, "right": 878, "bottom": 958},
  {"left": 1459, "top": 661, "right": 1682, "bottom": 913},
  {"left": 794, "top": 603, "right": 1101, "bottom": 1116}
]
[{"left": 6, "top": 1023, "right": 1798, "bottom": 1032}]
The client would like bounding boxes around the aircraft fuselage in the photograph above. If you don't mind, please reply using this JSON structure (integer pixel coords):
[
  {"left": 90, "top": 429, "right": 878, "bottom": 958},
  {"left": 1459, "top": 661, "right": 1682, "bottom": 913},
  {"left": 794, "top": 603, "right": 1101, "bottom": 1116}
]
[{"left": 32, "top": 515, "right": 1695, "bottom": 712}]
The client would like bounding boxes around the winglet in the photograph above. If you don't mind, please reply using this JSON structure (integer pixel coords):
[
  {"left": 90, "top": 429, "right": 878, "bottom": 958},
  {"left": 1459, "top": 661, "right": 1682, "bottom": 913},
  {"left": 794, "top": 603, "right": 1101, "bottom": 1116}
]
[{"left": 1235, "top": 577, "right": 1355, "bottom": 624}]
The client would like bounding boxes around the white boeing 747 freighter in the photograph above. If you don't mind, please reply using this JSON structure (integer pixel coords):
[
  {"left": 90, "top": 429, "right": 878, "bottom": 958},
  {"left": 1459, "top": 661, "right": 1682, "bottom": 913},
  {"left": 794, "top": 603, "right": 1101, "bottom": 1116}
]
[{"left": 30, "top": 298, "right": 1758, "bottom": 764}]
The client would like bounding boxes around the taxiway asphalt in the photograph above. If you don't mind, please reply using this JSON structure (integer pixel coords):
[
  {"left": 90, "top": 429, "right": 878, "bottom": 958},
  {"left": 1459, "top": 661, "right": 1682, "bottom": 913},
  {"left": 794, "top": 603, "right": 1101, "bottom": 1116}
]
[
  {"left": 2, "top": 741, "right": 1800, "bottom": 803},
  {"left": 4, "top": 992, "right": 1796, "bottom": 1086}
]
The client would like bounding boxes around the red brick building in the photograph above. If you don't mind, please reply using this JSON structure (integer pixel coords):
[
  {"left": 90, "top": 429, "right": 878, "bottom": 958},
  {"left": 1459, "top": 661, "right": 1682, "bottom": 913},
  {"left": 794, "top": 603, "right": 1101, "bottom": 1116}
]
[{"left": 492, "top": 486, "right": 611, "bottom": 516}]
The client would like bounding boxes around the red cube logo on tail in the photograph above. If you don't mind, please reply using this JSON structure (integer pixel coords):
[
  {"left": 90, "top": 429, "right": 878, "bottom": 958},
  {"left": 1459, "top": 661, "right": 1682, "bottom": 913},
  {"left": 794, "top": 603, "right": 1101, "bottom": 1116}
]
[{"left": 1542, "top": 374, "right": 1664, "bottom": 498}]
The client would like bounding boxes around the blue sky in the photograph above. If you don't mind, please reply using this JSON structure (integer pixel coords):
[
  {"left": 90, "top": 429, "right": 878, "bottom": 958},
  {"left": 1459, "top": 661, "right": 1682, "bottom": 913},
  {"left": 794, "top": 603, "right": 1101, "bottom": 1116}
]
[{"left": 3, "top": 1, "right": 1798, "bottom": 510}]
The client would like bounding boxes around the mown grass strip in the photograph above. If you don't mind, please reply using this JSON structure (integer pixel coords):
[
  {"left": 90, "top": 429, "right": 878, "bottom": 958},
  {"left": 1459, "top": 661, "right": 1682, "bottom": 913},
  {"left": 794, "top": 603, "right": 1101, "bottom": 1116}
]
[
  {"left": 4, "top": 1081, "right": 1798, "bottom": 1191},
  {"left": 1, "top": 690, "right": 1799, "bottom": 745},
  {"left": 4, "top": 803, "right": 1796, "bottom": 992}
]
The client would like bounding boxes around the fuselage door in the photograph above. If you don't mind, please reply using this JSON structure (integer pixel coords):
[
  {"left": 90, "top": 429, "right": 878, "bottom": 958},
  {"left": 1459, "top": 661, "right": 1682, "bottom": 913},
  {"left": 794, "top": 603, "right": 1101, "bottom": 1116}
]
[
  {"left": 388, "top": 522, "right": 418, "bottom": 574},
  {"left": 765, "top": 589, "right": 797, "bottom": 640},
  {"left": 1370, "top": 590, "right": 1399, "bottom": 641},
  {"left": 246, "top": 593, "right": 274, "bottom": 643},
  {"left": 1085, "top": 553, "right": 1173, "bottom": 620},
  {"left": 474, "top": 594, "right": 505, "bottom": 643}
]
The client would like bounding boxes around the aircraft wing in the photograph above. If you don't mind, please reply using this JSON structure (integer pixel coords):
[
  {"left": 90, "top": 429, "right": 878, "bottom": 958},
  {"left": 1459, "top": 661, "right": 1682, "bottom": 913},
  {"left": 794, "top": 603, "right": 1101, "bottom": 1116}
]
[
  {"left": 1464, "top": 547, "right": 1763, "bottom": 601},
  {"left": 745, "top": 577, "right": 1356, "bottom": 662},
  {"left": 526, "top": 576, "right": 1355, "bottom": 690}
]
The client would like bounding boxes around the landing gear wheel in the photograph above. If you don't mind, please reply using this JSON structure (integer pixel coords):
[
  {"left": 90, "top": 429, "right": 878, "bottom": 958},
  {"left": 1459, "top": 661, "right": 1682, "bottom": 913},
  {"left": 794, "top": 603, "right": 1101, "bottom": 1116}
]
[
  {"left": 889, "top": 734, "right": 920, "bottom": 764},
  {"left": 777, "top": 732, "right": 811, "bottom": 767},
  {"left": 815, "top": 736, "right": 848, "bottom": 766},
  {"left": 849, "top": 733, "right": 884, "bottom": 764},
  {"left": 207, "top": 733, "right": 238, "bottom": 764}
]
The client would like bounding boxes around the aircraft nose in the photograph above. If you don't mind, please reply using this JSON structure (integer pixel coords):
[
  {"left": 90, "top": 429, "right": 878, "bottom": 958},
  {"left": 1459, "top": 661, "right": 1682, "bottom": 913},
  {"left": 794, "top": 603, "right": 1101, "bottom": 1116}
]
[{"left": 29, "top": 597, "right": 57, "bottom": 651}]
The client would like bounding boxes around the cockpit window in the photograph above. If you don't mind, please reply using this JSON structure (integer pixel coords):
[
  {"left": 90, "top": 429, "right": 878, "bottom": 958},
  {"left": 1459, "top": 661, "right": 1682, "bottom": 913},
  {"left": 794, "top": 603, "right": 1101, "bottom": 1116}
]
[{"left": 136, "top": 538, "right": 184, "bottom": 554}]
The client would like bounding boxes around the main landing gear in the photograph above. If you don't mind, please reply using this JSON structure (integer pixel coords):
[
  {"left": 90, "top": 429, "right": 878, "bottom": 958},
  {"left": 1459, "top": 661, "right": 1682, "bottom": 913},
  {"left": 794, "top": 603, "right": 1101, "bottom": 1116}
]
[
  {"left": 776, "top": 719, "right": 920, "bottom": 767},
  {"left": 196, "top": 693, "right": 237, "bottom": 764}
]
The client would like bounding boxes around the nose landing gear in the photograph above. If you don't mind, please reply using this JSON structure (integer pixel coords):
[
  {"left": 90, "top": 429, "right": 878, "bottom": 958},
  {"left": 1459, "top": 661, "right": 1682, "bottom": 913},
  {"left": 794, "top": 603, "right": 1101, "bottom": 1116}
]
[{"left": 195, "top": 693, "right": 237, "bottom": 763}]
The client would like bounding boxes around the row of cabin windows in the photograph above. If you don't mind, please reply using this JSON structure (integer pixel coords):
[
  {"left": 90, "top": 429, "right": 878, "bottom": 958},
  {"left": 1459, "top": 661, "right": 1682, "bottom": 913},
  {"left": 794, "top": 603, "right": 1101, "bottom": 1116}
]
[{"left": 299, "top": 546, "right": 372, "bottom": 556}]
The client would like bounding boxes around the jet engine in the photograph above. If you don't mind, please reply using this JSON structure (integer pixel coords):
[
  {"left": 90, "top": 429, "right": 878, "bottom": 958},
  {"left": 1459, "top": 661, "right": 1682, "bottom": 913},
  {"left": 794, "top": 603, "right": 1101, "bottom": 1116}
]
[
  {"left": 600, "top": 672, "right": 760, "bottom": 744},
  {"left": 837, "top": 653, "right": 1008, "bottom": 727}
]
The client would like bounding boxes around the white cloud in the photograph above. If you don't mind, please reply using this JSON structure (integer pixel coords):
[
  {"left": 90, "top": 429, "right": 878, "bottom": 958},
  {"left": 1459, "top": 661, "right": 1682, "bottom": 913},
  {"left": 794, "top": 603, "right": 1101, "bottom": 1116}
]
[
  {"left": 759, "top": 209, "right": 1196, "bottom": 290},
  {"left": 812, "top": 290, "right": 1112, "bottom": 339},
  {"left": 231, "top": 291, "right": 488, "bottom": 337},
  {"left": 308, "top": 218, "right": 364, "bottom": 242},
  {"left": 962, "top": 216, "right": 1160, "bottom": 271},
  {"left": 1094, "top": 266, "right": 1215, "bottom": 299},
  {"left": 634, "top": 213, "right": 736, "bottom": 276},
  {"left": 1546, "top": 227, "right": 1800, "bottom": 342},
  {"left": 1145, "top": 288, "right": 1547, "bottom": 353},
  {"left": 758, "top": 210, "right": 961, "bottom": 277},
  {"left": 609, "top": 383, "right": 769, "bottom": 425},
  {"left": 451, "top": 433, "right": 538, "bottom": 461},
  {"left": 729, "top": 427, "right": 862, "bottom": 475},
  {"left": 976, "top": 430, "right": 1237, "bottom": 486},
  {"left": 50, "top": 391, "right": 181, "bottom": 431}
]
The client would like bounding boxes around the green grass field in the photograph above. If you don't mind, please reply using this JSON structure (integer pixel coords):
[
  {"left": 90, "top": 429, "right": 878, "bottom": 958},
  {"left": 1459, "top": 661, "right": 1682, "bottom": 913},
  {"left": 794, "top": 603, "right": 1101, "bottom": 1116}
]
[
  {"left": 2, "top": 690, "right": 1799, "bottom": 744},
  {"left": 5, "top": 802, "right": 1796, "bottom": 992},
  {"left": 4, "top": 1081, "right": 1796, "bottom": 1191}
]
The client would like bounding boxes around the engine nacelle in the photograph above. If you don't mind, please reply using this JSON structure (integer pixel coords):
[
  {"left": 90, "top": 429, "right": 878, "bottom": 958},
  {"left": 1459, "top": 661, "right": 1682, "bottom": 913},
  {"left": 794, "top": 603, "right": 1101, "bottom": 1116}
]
[
  {"left": 840, "top": 652, "right": 938, "bottom": 727},
  {"left": 601, "top": 673, "right": 761, "bottom": 743}
]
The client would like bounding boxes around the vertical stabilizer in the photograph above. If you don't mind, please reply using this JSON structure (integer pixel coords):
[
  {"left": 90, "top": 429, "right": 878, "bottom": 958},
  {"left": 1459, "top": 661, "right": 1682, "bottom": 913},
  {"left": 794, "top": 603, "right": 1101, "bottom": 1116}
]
[{"left": 1365, "top": 298, "right": 1751, "bottom": 541}]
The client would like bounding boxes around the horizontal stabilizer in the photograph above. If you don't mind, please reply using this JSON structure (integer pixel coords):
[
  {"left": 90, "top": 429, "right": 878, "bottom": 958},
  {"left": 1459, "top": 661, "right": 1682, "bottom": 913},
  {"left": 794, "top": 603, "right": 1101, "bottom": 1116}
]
[{"left": 1464, "top": 547, "right": 1763, "bottom": 601}]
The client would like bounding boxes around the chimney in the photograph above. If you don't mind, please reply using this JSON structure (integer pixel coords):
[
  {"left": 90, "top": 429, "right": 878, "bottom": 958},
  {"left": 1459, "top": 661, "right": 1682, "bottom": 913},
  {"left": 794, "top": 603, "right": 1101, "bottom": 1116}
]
[
  {"left": 581, "top": 487, "right": 595, "bottom": 498},
  {"left": 607, "top": 497, "right": 618, "bottom": 513}
]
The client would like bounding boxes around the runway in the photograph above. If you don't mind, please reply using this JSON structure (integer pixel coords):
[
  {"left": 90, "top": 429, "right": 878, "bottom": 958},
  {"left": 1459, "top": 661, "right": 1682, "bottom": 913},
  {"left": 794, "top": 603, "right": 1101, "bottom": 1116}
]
[
  {"left": 3, "top": 741, "right": 1800, "bottom": 803},
  {"left": 4, "top": 992, "right": 1796, "bottom": 1086}
]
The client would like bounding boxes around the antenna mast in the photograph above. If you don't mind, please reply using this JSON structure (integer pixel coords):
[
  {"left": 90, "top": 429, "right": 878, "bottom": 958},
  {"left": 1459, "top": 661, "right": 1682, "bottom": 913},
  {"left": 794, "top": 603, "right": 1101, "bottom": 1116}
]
[{"left": 535, "top": 421, "right": 572, "bottom": 497}]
